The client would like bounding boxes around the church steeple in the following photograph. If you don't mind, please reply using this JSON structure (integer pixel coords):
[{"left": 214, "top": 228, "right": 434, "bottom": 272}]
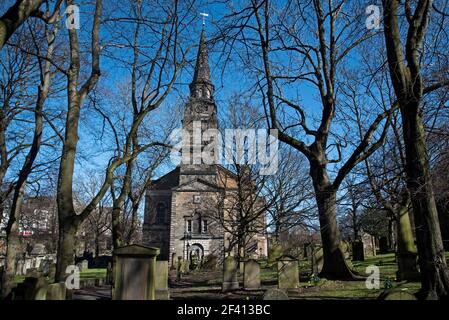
[
  {"left": 180, "top": 28, "right": 219, "bottom": 181},
  {"left": 189, "top": 28, "right": 214, "bottom": 100}
]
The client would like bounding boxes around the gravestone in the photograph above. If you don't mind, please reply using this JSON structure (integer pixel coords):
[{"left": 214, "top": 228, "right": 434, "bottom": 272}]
[
  {"left": 277, "top": 256, "right": 299, "bottom": 289},
  {"left": 15, "top": 259, "right": 24, "bottom": 275},
  {"left": 176, "top": 256, "right": 183, "bottom": 281},
  {"left": 378, "top": 289, "right": 417, "bottom": 300},
  {"left": 396, "top": 252, "right": 419, "bottom": 281},
  {"left": 361, "top": 232, "right": 376, "bottom": 257},
  {"left": 379, "top": 236, "right": 389, "bottom": 253},
  {"left": 112, "top": 244, "right": 159, "bottom": 300},
  {"left": 263, "top": 288, "right": 289, "bottom": 300},
  {"left": 243, "top": 259, "right": 260, "bottom": 290},
  {"left": 25, "top": 268, "right": 42, "bottom": 278},
  {"left": 31, "top": 244, "right": 46, "bottom": 256},
  {"left": 34, "top": 286, "right": 48, "bottom": 300},
  {"left": 352, "top": 240, "right": 365, "bottom": 261},
  {"left": 46, "top": 282, "right": 66, "bottom": 300},
  {"left": 15, "top": 276, "right": 49, "bottom": 300},
  {"left": 155, "top": 261, "right": 170, "bottom": 300},
  {"left": 80, "top": 260, "right": 89, "bottom": 271},
  {"left": 222, "top": 256, "right": 239, "bottom": 292}
]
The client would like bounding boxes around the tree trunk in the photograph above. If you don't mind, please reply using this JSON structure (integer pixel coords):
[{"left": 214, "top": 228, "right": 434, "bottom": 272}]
[
  {"left": 94, "top": 230, "right": 100, "bottom": 257},
  {"left": 396, "top": 207, "right": 419, "bottom": 281},
  {"left": 402, "top": 108, "right": 449, "bottom": 299},
  {"left": 55, "top": 219, "right": 79, "bottom": 282},
  {"left": 0, "top": 0, "right": 44, "bottom": 50},
  {"left": 1, "top": 190, "right": 22, "bottom": 299},
  {"left": 111, "top": 206, "right": 124, "bottom": 250},
  {"left": 311, "top": 163, "right": 356, "bottom": 280}
]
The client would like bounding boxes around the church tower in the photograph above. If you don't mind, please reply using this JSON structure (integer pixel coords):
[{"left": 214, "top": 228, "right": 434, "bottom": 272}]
[{"left": 179, "top": 28, "right": 219, "bottom": 185}]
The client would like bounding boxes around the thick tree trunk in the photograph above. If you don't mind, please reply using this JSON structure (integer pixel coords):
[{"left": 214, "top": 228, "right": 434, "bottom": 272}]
[
  {"left": 396, "top": 207, "right": 419, "bottom": 281},
  {"left": 0, "top": 0, "right": 44, "bottom": 50},
  {"left": 311, "top": 163, "right": 356, "bottom": 280},
  {"left": 402, "top": 108, "right": 449, "bottom": 299},
  {"left": 1, "top": 192, "right": 22, "bottom": 299},
  {"left": 55, "top": 219, "right": 79, "bottom": 282}
]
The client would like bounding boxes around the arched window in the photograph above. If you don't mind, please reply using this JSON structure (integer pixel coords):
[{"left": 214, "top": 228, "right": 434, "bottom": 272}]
[{"left": 156, "top": 203, "right": 166, "bottom": 224}]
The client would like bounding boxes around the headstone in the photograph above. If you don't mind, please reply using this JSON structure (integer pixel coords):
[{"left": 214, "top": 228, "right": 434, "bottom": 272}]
[
  {"left": 25, "top": 268, "right": 42, "bottom": 278},
  {"left": 155, "top": 261, "right": 170, "bottom": 300},
  {"left": 18, "top": 276, "right": 49, "bottom": 300},
  {"left": 112, "top": 244, "right": 159, "bottom": 300},
  {"left": 396, "top": 252, "right": 419, "bottom": 281},
  {"left": 378, "top": 289, "right": 417, "bottom": 300},
  {"left": 30, "top": 244, "right": 46, "bottom": 256},
  {"left": 176, "top": 256, "right": 183, "bottom": 281},
  {"left": 379, "top": 236, "right": 389, "bottom": 253},
  {"left": 243, "top": 259, "right": 260, "bottom": 290},
  {"left": 263, "top": 288, "right": 289, "bottom": 300},
  {"left": 34, "top": 286, "right": 48, "bottom": 300},
  {"left": 15, "top": 259, "right": 25, "bottom": 276},
  {"left": 46, "top": 282, "right": 66, "bottom": 300},
  {"left": 80, "top": 260, "right": 89, "bottom": 271},
  {"left": 352, "top": 240, "right": 365, "bottom": 261},
  {"left": 277, "top": 256, "right": 299, "bottom": 289},
  {"left": 222, "top": 256, "right": 239, "bottom": 292},
  {"left": 202, "top": 254, "right": 218, "bottom": 270},
  {"left": 361, "top": 232, "right": 376, "bottom": 257}
]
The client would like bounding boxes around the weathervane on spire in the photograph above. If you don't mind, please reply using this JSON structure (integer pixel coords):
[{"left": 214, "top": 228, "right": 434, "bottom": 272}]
[{"left": 200, "top": 12, "right": 209, "bottom": 26}]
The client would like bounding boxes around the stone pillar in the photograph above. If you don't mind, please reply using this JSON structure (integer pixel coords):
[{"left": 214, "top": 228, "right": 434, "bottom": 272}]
[
  {"left": 112, "top": 244, "right": 159, "bottom": 300},
  {"left": 155, "top": 261, "right": 170, "bottom": 300},
  {"left": 222, "top": 256, "right": 239, "bottom": 292}
]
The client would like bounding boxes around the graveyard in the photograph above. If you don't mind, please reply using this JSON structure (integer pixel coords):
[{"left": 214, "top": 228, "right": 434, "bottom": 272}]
[
  {"left": 8, "top": 250, "right": 437, "bottom": 300},
  {"left": 1, "top": 0, "right": 449, "bottom": 305}
]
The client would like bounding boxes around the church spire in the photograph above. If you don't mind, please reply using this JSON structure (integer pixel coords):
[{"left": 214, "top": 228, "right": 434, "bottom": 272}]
[{"left": 189, "top": 28, "right": 214, "bottom": 99}]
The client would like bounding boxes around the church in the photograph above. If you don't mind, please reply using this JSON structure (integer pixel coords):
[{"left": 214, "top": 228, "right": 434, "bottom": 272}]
[{"left": 142, "top": 29, "right": 268, "bottom": 265}]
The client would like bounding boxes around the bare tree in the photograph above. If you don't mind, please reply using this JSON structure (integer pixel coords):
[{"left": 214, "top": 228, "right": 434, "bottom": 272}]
[
  {"left": 382, "top": 0, "right": 449, "bottom": 299},
  {"left": 1, "top": 10, "right": 59, "bottom": 298},
  {"left": 216, "top": 0, "right": 394, "bottom": 279}
]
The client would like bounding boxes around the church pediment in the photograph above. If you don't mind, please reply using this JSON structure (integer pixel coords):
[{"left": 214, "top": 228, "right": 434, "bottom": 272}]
[{"left": 172, "top": 177, "right": 221, "bottom": 192}]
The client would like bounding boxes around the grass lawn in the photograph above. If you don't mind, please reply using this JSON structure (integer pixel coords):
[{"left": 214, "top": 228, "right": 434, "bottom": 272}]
[
  {"left": 14, "top": 268, "right": 106, "bottom": 284},
  {"left": 259, "top": 253, "right": 429, "bottom": 299}
]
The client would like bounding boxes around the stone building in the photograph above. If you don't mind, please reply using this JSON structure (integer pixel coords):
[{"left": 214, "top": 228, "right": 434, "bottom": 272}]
[{"left": 142, "top": 29, "right": 268, "bottom": 264}]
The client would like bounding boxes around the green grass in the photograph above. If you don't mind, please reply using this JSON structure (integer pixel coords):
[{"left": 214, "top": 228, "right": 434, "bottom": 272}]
[
  {"left": 79, "top": 268, "right": 106, "bottom": 280},
  {"left": 258, "top": 252, "right": 431, "bottom": 299},
  {"left": 13, "top": 268, "right": 107, "bottom": 284}
]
